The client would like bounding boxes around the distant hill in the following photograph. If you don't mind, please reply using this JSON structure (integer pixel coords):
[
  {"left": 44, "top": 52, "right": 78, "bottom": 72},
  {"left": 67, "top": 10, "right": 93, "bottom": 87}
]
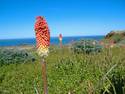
[{"left": 103, "top": 30, "right": 125, "bottom": 44}]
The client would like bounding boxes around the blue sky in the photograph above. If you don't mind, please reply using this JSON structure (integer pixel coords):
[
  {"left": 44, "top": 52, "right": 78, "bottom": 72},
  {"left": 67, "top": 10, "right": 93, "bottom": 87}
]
[{"left": 0, "top": 0, "right": 125, "bottom": 39}]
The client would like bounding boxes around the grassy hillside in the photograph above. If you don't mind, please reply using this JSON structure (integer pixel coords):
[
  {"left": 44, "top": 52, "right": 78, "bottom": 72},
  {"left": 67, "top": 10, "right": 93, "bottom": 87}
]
[
  {"left": 0, "top": 46, "right": 125, "bottom": 94},
  {"left": 103, "top": 30, "right": 125, "bottom": 44}
]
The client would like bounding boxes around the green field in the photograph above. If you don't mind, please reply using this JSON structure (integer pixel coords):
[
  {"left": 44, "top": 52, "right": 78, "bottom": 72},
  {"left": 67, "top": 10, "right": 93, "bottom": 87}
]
[{"left": 0, "top": 46, "right": 125, "bottom": 94}]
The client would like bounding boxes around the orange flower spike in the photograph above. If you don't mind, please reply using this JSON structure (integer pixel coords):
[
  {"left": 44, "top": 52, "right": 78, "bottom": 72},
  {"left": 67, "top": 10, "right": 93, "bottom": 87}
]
[
  {"left": 59, "top": 34, "right": 63, "bottom": 48},
  {"left": 59, "top": 34, "right": 62, "bottom": 41},
  {"left": 34, "top": 16, "right": 50, "bottom": 57}
]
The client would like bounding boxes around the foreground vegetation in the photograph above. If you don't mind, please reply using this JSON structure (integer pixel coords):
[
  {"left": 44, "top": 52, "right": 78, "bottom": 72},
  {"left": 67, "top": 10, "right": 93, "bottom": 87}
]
[{"left": 0, "top": 45, "right": 125, "bottom": 94}]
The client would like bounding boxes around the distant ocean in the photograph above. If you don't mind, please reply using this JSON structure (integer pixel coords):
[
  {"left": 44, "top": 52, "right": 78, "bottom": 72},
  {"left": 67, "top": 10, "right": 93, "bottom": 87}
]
[{"left": 0, "top": 36, "right": 104, "bottom": 46}]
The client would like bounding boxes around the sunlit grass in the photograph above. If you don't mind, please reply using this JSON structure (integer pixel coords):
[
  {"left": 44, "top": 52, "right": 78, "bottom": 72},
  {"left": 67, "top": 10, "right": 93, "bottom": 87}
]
[{"left": 0, "top": 46, "right": 125, "bottom": 94}]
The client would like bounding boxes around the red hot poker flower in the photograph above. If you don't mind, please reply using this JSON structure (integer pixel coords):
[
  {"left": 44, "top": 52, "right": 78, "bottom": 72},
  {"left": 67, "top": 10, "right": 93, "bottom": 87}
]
[
  {"left": 34, "top": 16, "right": 50, "bottom": 57},
  {"left": 59, "top": 34, "right": 62, "bottom": 41}
]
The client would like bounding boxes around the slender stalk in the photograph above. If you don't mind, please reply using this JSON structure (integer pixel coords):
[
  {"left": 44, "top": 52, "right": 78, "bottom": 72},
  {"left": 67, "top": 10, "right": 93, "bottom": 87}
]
[
  {"left": 41, "top": 59, "right": 48, "bottom": 94},
  {"left": 60, "top": 40, "right": 62, "bottom": 48}
]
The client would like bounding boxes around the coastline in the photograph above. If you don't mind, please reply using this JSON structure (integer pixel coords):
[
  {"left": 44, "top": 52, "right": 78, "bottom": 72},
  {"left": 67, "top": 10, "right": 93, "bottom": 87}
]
[{"left": 0, "top": 45, "right": 35, "bottom": 50}]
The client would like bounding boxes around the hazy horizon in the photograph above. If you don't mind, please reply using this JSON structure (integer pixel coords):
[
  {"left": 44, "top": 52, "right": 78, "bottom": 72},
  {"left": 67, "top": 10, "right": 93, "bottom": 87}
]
[{"left": 0, "top": 35, "right": 105, "bottom": 40}]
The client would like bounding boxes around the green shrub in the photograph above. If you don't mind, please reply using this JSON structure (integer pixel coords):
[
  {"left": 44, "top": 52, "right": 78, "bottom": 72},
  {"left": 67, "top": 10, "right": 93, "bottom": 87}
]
[
  {"left": 70, "top": 39, "right": 102, "bottom": 54},
  {"left": 0, "top": 48, "right": 36, "bottom": 66}
]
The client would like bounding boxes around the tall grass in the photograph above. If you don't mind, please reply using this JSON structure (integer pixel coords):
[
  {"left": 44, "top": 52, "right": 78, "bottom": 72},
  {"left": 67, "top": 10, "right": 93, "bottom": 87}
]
[{"left": 0, "top": 46, "right": 125, "bottom": 94}]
